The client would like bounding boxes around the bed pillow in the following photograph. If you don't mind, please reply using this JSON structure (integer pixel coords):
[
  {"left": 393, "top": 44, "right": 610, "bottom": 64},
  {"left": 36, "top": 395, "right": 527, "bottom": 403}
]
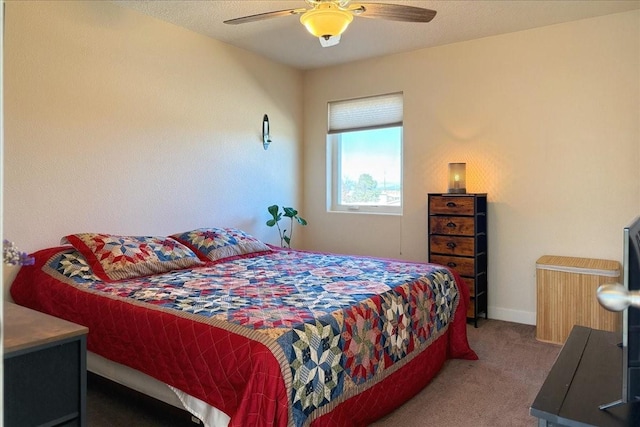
[
  {"left": 170, "top": 227, "right": 271, "bottom": 262},
  {"left": 61, "top": 233, "right": 204, "bottom": 282}
]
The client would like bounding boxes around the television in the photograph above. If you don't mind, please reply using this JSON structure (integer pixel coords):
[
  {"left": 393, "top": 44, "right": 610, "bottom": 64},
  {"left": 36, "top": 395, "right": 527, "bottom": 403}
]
[{"left": 596, "top": 215, "right": 640, "bottom": 408}]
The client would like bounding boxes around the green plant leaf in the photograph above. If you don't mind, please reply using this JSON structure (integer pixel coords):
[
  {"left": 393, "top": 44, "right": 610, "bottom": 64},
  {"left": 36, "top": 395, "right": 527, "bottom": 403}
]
[
  {"left": 268, "top": 204, "right": 279, "bottom": 217},
  {"left": 283, "top": 207, "right": 297, "bottom": 218},
  {"left": 266, "top": 204, "right": 306, "bottom": 248}
]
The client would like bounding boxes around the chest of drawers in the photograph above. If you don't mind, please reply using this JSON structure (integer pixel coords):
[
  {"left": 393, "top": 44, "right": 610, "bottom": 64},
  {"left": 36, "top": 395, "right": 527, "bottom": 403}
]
[{"left": 428, "top": 193, "right": 488, "bottom": 327}]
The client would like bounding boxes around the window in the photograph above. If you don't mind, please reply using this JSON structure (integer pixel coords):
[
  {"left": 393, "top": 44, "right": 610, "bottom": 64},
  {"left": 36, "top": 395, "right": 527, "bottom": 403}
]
[{"left": 327, "top": 92, "right": 403, "bottom": 214}]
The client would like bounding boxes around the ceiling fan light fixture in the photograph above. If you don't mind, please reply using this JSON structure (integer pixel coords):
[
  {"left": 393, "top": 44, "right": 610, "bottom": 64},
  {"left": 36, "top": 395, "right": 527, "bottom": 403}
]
[
  {"left": 300, "top": 3, "right": 353, "bottom": 39},
  {"left": 319, "top": 34, "right": 341, "bottom": 47}
]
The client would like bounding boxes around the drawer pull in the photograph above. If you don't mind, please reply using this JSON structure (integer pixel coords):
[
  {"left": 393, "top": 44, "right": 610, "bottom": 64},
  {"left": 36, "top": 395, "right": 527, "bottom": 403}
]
[
  {"left": 447, "top": 242, "right": 457, "bottom": 249},
  {"left": 446, "top": 202, "right": 457, "bottom": 208},
  {"left": 446, "top": 222, "right": 457, "bottom": 228},
  {"left": 447, "top": 262, "right": 457, "bottom": 268}
]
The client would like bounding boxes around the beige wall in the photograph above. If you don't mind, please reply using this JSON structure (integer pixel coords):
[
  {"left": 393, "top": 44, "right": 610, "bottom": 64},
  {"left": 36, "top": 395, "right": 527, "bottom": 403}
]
[
  {"left": 3, "top": 1, "right": 304, "bottom": 253},
  {"left": 302, "top": 11, "right": 640, "bottom": 324}
]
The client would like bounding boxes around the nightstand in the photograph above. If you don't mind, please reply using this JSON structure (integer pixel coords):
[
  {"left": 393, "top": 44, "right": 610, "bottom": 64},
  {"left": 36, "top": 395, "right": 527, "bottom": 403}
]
[
  {"left": 4, "top": 302, "right": 88, "bottom": 426},
  {"left": 428, "top": 193, "right": 488, "bottom": 327}
]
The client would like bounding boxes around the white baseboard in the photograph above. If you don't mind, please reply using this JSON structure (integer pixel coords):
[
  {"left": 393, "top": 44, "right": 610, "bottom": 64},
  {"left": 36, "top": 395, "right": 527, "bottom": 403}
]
[{"left": 487, "top": 306, "right": 536, "bottom": 326}]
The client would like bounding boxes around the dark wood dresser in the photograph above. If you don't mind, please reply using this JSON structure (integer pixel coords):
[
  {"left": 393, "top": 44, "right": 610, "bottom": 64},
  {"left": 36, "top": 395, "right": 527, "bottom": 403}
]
[
  {"left": 531, "top": 326, "right": 640, "bottom": 426},
  {"left": 428, "top": 193, "right": 488, "bottom": 326},
  {"left": 4, "top": 302, "right": 88, "bottom": 426}
]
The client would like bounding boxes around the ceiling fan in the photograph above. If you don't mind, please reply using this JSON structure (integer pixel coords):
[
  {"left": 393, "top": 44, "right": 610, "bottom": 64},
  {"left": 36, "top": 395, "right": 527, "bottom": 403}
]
[{"left": 223, "top": 0, "right": 437, "bottom": 47}]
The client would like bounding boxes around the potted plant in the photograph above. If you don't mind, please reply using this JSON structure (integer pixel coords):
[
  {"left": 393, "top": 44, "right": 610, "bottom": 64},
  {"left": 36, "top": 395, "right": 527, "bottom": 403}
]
[{"left": 266, "top": 205, "right": 307, "bottom": 248}]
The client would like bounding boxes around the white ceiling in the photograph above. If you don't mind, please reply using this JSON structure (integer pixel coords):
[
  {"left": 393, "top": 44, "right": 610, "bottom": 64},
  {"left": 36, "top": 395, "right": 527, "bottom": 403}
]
[{"left": 115, "top": 0, "right": 640, "bottom": 70}]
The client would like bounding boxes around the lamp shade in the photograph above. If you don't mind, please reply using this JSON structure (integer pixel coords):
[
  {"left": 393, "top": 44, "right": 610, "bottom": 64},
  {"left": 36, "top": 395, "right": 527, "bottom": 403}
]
[
  {"left": 300, "top": 4, "right": 353, "bottom": 38},
  {"left": 448, "top": 163, "right": 466, "bottom": 194}
]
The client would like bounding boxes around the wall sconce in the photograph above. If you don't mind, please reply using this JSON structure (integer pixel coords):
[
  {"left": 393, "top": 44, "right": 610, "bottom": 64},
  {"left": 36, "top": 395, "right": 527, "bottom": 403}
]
[
  {"left": 448, "top": 163, "right": 466, "bottom": 194},
  {"left": 262, "top": 114, "right": 271, "bottom": 150}
]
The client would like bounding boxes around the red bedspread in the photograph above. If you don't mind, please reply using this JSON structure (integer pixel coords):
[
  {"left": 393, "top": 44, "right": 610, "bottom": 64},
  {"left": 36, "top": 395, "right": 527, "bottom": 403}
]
[{"left": 11, "top": 246, "right": 477, "bottom": 426}]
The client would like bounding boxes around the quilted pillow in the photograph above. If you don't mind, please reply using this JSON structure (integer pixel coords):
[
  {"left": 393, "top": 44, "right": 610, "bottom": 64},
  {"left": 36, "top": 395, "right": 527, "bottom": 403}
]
[
  {"left": 53, "top": 248, "right": 101, "bottom": 282},
  {"left": 61, "top": 233, "right": 204, "bottom": 282},
  {"left": 170, "top": 227, "right": 271, "bottom": 262}
]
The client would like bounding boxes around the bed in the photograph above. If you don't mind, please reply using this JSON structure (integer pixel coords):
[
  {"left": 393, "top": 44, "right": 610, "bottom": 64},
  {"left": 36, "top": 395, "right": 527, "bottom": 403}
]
[{"left": 10, "top": 227, "right": 477, "bottom": 427}]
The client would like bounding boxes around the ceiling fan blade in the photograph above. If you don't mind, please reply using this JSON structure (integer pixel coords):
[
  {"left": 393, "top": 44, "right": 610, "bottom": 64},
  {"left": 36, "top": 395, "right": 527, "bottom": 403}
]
[
  {"left": 223, "top": 8, "right": 307, "bottom": 25},
  {"left": 352, "top": 3, "right": 437, "bottom": 23}
]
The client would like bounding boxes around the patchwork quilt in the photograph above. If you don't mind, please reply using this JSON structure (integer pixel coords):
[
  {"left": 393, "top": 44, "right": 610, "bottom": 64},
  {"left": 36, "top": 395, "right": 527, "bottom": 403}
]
[{"left": 11, "top": 246, "right": 477, "bottom": 427}]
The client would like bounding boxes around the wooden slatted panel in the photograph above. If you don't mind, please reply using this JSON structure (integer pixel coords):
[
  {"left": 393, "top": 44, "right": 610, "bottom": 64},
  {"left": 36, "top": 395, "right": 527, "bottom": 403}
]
[{"left": 536, "top": 255, "right": 622, "bottom": 345}]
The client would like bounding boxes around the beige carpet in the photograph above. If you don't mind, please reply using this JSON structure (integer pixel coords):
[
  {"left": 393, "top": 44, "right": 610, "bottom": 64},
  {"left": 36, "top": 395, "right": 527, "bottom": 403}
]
[
  {"left": 371, "top": 319, "right": 561, "bottom": 427},
  {"left": 87, "top": 319, "right": 561, "bottom": 426}
]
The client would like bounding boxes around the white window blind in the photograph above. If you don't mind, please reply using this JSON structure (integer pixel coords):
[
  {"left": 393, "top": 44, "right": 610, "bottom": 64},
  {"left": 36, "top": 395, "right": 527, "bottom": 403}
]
[{"left": 328, "top": 92, "right": 403, "bottom": 134}]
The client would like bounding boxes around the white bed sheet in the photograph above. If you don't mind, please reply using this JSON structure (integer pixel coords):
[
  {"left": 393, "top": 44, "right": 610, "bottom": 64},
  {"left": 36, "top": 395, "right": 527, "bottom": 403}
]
[{"left": 87, "top": 351, "right": 231, "bottom": 427}]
